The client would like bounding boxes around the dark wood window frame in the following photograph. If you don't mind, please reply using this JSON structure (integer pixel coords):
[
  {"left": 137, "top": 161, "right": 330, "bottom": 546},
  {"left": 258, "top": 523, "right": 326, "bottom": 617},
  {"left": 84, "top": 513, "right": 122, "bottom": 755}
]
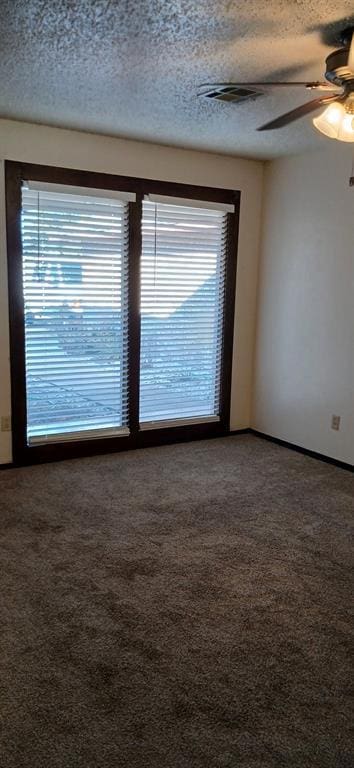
[{"left": 5, "top": 160, "right": 240, "bottom": 465}]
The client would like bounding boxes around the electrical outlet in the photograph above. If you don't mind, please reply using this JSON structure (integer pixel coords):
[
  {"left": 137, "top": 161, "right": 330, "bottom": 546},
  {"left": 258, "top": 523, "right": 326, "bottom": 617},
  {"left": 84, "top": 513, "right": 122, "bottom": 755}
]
[
  {"left": 331, "top": 415, "right": 341, "bottom": 431},
  {"left": 1, "top": 416, "right": 11, "bottom": 432}
]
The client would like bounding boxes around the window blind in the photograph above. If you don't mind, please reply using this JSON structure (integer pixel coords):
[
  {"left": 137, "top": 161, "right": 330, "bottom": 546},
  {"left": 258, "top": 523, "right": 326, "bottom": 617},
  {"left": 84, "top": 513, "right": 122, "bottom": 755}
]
[
  {"left": 21, "top": 185, "right": 130, "bottom": 443},
  {"left": 139, "top": 200, "right": 229, "bottom": 426}
]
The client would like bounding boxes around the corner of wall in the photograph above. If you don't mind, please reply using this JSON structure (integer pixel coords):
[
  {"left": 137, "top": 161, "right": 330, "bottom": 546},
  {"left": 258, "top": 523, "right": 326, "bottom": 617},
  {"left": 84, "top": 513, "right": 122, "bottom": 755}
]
[
  {"left": 229, "top": 158, "right": 266, "bottom": 430},
  {"left": 249, "top": 159, "right": 271, "bottom": 429}
]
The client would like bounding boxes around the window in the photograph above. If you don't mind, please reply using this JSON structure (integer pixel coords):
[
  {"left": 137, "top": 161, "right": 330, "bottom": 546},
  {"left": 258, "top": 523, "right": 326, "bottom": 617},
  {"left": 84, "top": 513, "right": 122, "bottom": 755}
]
[
  {"left": 21, "top": 183, "right": 132, "bottom": 443},
  {"left": 140, "top": 198, "right": 230, "bottom": 426},
  {"left": 6, "top": 163, "right": 239, "bottom": 463}
]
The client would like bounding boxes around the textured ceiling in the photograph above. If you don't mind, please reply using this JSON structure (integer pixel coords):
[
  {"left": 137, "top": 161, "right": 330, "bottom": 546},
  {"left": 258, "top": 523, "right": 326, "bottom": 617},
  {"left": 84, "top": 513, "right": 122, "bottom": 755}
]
[{"left": 1, "top": 1, "right": 354, "bottom": 159}]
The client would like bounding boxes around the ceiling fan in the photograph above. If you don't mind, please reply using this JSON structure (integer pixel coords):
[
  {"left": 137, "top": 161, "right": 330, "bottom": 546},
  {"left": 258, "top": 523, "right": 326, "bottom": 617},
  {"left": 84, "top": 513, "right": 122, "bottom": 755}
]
[{"left": 199, "top": 26, "right": 354, "bottom": 140}]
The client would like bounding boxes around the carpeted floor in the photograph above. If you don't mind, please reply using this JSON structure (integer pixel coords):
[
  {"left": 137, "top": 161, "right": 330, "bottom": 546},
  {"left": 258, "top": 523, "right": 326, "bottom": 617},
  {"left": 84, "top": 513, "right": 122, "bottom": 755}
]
[{"left": 0, "top": 435, "right": 353, "bottom": 767}]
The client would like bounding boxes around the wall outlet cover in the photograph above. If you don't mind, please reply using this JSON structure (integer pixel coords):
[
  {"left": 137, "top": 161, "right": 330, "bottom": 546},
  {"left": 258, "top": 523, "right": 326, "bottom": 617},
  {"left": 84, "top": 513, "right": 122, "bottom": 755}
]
[
  {"left": 331, "top": 415, "right": 341, "bottom": 431},
  {"left": 1, "top": 416, "right": 11, "bottom": 432}
]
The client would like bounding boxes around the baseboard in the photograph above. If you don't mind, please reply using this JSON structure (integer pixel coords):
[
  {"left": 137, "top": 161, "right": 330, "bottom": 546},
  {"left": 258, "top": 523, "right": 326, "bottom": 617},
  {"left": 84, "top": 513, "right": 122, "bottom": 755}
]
[
  {"left": 1, "top": 428, "right": 352, "bottom": 473},
  {"left": 228, "top": 428, "right": 252, "bottom": 436},
  {"left": 249, "top": 429, "right": 354, "bottom": 473}
]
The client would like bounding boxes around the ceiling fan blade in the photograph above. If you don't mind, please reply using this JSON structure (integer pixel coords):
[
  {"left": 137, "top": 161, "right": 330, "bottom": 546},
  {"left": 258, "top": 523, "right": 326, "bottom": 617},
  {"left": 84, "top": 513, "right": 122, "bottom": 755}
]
[
  {"left": 199, "top": 81, "right": 335, "bottom": 91},
  {"left": 257, "top": 95, "right": 339, "bottom": 131},
  {"left": 307, "top": 16, "right": 354, "bottom": 47}
]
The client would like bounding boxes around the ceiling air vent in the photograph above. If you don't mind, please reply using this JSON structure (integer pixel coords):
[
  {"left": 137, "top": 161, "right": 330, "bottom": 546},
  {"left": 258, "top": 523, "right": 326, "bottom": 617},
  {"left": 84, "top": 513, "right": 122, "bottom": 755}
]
[{"left": 200, "top": 85, "right": 263, "bottom": 103}]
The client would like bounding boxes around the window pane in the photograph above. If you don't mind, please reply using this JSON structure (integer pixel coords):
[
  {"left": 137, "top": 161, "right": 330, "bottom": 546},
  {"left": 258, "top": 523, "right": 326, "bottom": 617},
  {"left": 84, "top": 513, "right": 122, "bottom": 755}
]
[
  {"left": 21, "top": 186, "right": 129, "bottom": 443},
  {"left": 139, "top": 201, "right": 227, "bottom": 425}
]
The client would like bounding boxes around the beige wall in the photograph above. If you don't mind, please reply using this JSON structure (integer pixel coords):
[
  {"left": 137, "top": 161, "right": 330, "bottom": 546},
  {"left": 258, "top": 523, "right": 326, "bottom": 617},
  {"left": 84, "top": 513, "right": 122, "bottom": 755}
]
[
  {"left": 0, "top": 119, "right": 264, "bottom": 463},
  {"left": 253, "top": 144, "right": 354, "bottom": 465}
]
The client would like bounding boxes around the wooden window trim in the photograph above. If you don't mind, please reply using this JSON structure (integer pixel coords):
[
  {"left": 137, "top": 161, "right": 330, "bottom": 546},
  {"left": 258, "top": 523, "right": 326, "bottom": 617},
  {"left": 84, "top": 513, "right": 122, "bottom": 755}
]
[{"left": 5, "top": 160, "right": 240, "bottom": 465}]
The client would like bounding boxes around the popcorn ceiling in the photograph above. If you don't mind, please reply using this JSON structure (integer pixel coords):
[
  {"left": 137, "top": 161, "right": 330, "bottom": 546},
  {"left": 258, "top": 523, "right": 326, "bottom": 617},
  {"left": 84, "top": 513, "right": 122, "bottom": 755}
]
[{"left": 0, "top": 0, "right": 353, "bottom": 158}]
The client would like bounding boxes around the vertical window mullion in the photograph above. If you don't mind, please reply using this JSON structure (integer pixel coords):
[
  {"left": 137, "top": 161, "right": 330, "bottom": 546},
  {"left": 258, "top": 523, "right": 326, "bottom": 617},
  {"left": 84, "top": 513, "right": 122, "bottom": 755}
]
[
  {"left": 218, "top": 207, "right": 240, "bottom": 431},
  {"left": 127, "top": 196, "right": 143, "bottom": 435}
]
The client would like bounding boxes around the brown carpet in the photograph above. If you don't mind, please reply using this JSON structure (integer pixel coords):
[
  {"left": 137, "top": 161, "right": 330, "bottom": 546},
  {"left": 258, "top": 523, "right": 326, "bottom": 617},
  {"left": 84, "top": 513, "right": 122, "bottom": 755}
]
[{"left": 0, "top": 435, "right": 353, "bottom": 767}]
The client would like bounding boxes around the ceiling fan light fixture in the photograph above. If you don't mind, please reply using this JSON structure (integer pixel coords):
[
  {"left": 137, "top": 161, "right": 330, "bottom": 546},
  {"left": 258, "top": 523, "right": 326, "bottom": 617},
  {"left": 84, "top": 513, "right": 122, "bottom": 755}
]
[{"left": 313, "top": 100, "right": 354, "bottom": 141}]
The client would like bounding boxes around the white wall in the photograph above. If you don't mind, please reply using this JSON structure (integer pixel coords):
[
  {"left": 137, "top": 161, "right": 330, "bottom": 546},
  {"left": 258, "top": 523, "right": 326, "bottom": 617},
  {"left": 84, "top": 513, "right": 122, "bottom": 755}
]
[
  {"left": 253, "top": 143, "right": 354, "bottom": 465},
  {"left": 0, "top": 119, "right": 264, "bottom": 463}
]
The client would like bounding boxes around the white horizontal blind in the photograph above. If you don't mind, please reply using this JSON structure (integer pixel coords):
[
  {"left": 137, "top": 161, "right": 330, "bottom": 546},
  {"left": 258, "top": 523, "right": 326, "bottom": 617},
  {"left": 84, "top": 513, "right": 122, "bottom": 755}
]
[
  {"left": 139, "top": 200, "right": 229, "bottom": 425},
  {"left": 21, "top": 185, "right": 130, "bottom": 443}
]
